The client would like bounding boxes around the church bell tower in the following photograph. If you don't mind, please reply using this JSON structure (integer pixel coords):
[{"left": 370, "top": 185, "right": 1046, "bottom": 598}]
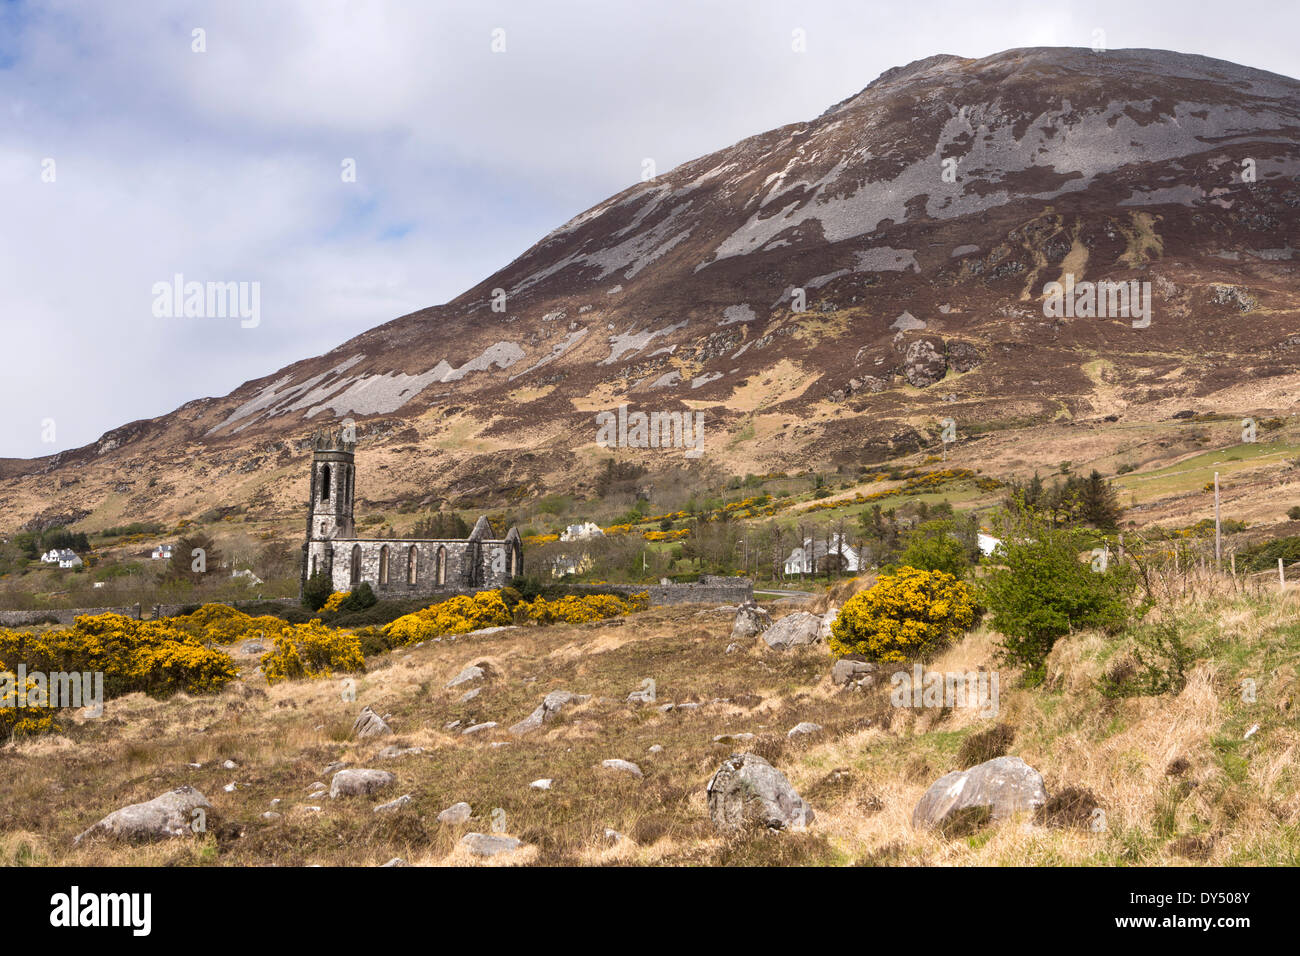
[{"left": 302, "top": 425, "right": 356, "bottom": 592}]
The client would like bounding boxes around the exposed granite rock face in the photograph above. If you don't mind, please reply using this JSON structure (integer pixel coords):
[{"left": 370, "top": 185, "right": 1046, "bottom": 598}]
[{"left": 903, "top": 337, "right": 948, "bottom": 387}]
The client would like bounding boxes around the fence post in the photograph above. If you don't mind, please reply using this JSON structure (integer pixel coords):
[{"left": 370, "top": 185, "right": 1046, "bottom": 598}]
[{"left": 1280, "top": 558, "right": 1286, "bottom": 593}]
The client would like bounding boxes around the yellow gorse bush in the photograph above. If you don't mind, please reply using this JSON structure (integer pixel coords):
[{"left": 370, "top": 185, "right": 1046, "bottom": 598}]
[
  {"left": 321, "top": 591, "right": 348, "bottom": 613},
  {"left": 0, "top": 613, "right": 238, "bottom": 736},
  {"left": 515, "top": 591, "right": 649, "bottom": 625},
  {"left": 383, "top": 591, "right": 512, "bottom": 646},
  {"left": 829, "top": 567, "right": 976, "bottom": 663},
  {"left": 259, "top": 619, "right": 364, "bottom": 684}
]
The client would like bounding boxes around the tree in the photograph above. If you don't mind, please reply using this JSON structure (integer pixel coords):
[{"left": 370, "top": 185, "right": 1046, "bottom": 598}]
[
  {"left": 1079, "top": 470, "right": 1124, "bottom": 528},
  {"left": 167, "top": 532, "right": 222, "bottom": 585},
  {"left": 894, "top": 519, "right": 971, "bottom": 578},
  {"left": 302, "top": 570, "right": 333, "bottom": 611}
]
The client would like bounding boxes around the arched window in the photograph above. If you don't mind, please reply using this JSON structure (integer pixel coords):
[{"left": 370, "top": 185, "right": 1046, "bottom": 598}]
[
  {"left": 407, "top": 546, "right": 418, "bottom": 585},
  {"left": 350, "top": 544, "right": 361, "bottom": 585},
  {"left": 378, "top": 545, "right": 389, "bottom": 586},
  {"left": 320, "top": 465, "right": 331, "bottom": 502},
  {"left": 436, "top": 546, "right": 447, "bottom": 586}
]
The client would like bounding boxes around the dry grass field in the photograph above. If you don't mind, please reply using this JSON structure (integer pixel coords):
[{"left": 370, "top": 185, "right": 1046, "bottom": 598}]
[{"left": 3, "top": 574, "right": 1297, "bottom": 867}]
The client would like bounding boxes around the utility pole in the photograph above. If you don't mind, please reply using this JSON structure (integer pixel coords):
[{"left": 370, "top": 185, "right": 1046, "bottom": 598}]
[{"left": 1214, "top": 471, "right": 1222, "bottom": 571}]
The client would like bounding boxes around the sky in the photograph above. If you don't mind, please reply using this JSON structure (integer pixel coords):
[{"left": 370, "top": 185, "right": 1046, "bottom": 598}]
[{"left": 2, "top": 0, "right": 1297, "bottom": 460}]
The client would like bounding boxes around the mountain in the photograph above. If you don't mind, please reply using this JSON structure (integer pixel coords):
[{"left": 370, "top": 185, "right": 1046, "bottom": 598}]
[{"left": 5, "top": 46, "right": 1300, "bottom": 531}]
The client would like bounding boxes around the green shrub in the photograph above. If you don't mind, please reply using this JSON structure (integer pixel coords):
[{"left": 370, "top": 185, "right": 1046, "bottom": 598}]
[
  {"left": 338, "top": 581, "right": 377, "bottom": 612},
  {"left": 302, "top": 571, "right": 333, "bottom": 611},
  {"left": 980, "top": 523, "right": 1140, "bottom": 683},
  {"left": 892, "top": 519, "right": 974, "bottom": 578}
]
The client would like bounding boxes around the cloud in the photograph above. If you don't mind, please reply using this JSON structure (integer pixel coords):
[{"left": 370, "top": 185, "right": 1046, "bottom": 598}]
[{"left": 1, "top": 0, "right": 1296, "bottom": 458}]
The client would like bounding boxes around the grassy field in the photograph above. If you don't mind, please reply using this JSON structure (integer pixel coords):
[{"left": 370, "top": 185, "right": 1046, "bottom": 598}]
[{"left": 3, "top": 574, "right": 1297, "bottom": 867}]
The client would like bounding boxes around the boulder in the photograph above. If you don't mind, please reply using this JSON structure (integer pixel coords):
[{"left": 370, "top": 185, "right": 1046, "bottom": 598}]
[
  {"left": 437, "top": 801, "right": 472, "bottom": 825},
  {"left": 601, "top": 759, "right": 643, "bottom": 778},
  {"left": 374, "top": 794, "right": 412, "bottom": 813},
  {"left": 831, "top": 658, "right": 878, "bottom": 688},
  {"left": 329, "top": 768, "right": 396, "bottom": 799},
  {"left": 462, "top": 833, "right": 522, "bottom": 857},
  {"left": 731, "top": 602, "right": 772, "bottom": 640},
  {"left": 912, "top": 756, "right": 1048, "bottom": 834},
  {"left": 706, "top": 753, "right": 814, "bottom": 832},
  {"left": 74, "top": 785, "right": 213, "bottom": 845},
  {"left": 763, "top": 611, "right": 822, "bottom": 649},
  {"left": 446, "top": 664, "right": 485, "bottom": 688},
  {"left": 902, "top": 337, "right": 948, "bottom": 387},
  {"left": 819, "top": 606, "right": 838, "bottom": 640},
  {"left": 509, "top": 690, "right": 588, "bottom": 735},
  {"left": 787, "top": 722, "right": 823, "bottom": 738},
  {"left": 351, "top": 705, "right": 392, "bottom": 739}
]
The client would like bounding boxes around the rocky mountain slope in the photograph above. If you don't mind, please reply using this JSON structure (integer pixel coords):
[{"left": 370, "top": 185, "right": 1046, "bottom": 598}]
[{"left": 5, "top": 46, "right": 1300, "bottom": 530}]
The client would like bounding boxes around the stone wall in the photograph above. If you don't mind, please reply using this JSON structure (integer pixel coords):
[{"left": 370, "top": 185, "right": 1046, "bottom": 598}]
[
  {"left": 0, "top": 604, "right": 142, "bottom": 627},
  {"left": 311, "top": 537, "right": 519, "bottom": 598},
  {"left": 576, "top": 579, "right": 754, "bottom": 607}
]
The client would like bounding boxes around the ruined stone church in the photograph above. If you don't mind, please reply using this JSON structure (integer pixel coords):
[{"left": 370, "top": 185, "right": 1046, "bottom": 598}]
[{"left": 301, "top": 428, "right": 522, "bottom": 597}]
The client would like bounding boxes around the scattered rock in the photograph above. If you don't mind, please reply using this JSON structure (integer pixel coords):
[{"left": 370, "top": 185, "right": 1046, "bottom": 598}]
[
  {"left": 374, "top": 794, "right": 413, "bottom": 813},
  {"left": 509, "top": 690, "right": 588, "bottom": 735},
  {"left": 763, "top": 611, "right": 822, "bottom": 649},
  {"left": 74, "top": 786, "right": 213, "bottom": 845},
  {"left": 462, "top": 721, "right": 498, "bottom": 736},
  {"left": 601, "top": 759, "right": 644, "bottom": 778},
  {"left": 912, "top": 756, "right": 1047, "bottom": 834},
  {"left": 462, "top": 832, "right": 522, "bottom": 857},
  {"left": 706, "top": 753, "right": 814, "bottom": 832},
  {"left": 530, "top": 779, "right": 553, "bottom": 790},
  {"left": 352, "top": 706, "right": 392, "bottom": 739},
  {"left": 322, "top": 761, "right": 349, "bottom": 775},
  {"left": 380, "top": 857, "right": 407, "bottom": 867},
  {"left": 648, "top": 744, "right": 664, "bottom": 754},
  {"left": 376, "top": 745, "right": 424, "bottom": 760},
  {"left": 459, "top": 688, "right": 481, "bottom": 703},
  {"left": 329, "top": 769, "right": 397, "bottom": 799},
  {"left": 731, "top": 602, "right": 772, "bottom": 640},
  {"left": 446, "top": 664, "right": 485, "bottom": 688},
  {"left": 221, "top": 759, "right": 238, "bottom": 770},
  {"left": 261, "top": 811, "right": 281, "bottom": 821},
  {"left": 725, "top": 642, "right": 740, "bottom": 654},
  {"left": 831, "top": 658, "right": 877, "bottom": 688},
  {"left": 787, "top": 722, "right": 823, "bottom": 738},
  {"left": 437, "top": 802, "right": 472, "bottom": 825}
]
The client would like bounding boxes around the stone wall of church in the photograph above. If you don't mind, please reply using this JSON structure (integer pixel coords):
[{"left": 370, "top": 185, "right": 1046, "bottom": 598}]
[{"left": 314, "top": 537, "right": 519, "bottom": 598}]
